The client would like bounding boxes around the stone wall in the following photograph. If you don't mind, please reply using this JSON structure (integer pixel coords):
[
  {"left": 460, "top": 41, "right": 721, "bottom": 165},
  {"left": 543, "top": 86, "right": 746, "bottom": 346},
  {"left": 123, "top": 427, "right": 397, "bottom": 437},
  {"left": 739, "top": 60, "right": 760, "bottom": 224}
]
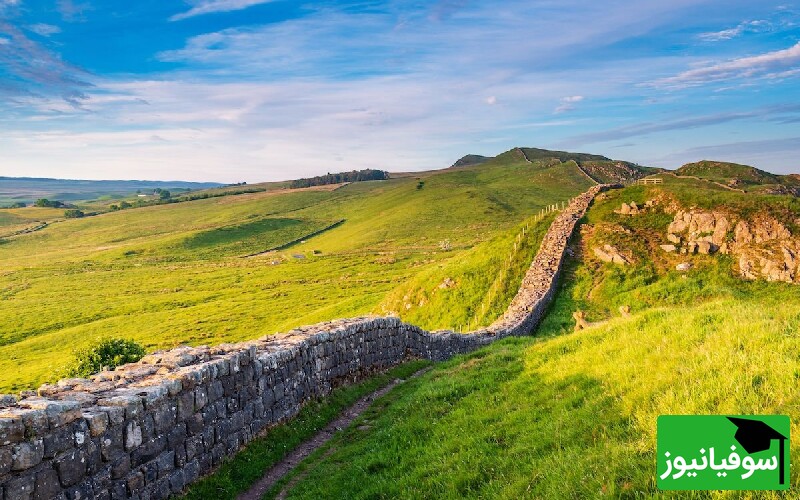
[{"left": 0, "top": 184, "right": 612, "bottom": 500}]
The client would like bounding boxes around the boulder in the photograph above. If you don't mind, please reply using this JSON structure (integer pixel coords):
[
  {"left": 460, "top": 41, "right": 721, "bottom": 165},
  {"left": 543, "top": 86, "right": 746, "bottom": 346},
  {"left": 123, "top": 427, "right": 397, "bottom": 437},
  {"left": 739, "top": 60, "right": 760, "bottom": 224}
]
[
  {"left": 688, "top": 212, "right": 716, "bottom": 234},
  {"left": 696, "top": 241, "right": 716, "bottom": 255},
  {"left": 594, "top": 245, "right": 628, "bottom": 265},
  {"left": 734, "top": 220, "right": 753, "bottom": 245},
  {"left": 593, "top": 247, "right": 613, "bottom": 263},
  {"left": 573, "top": 311, "right": 589, "bottom": 332},
  {"left": 660, "top": 244, "right": 677, "bottom": 253},
  {"left": 667, "top": 233, "right": 681, "bottom": 244},
  {"left": 676, "top": 262, "right": 693, "bottom": 272},
  {"left": 712, "top": 214, "right": 730, "bottom": 245}
]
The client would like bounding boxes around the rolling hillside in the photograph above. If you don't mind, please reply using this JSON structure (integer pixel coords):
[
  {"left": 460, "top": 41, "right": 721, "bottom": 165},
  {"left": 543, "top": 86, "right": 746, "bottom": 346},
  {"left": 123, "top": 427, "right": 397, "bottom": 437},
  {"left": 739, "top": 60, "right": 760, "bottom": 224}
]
[
  {"left": 675, "top": 160, "right": 800, "bottom": 195},
  {"left": 271, "top": 174, "right": 800, "bottom": 499},
  {"left": 0, "top": 148, "right": 641, "bottom": 392}
]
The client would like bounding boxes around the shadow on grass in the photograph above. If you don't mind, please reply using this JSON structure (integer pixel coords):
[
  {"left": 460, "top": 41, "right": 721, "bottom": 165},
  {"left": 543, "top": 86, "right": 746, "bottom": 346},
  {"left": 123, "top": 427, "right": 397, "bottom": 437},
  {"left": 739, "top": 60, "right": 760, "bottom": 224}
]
[{"left": 180, "top": 360, "right": 431, "bottom": 500}]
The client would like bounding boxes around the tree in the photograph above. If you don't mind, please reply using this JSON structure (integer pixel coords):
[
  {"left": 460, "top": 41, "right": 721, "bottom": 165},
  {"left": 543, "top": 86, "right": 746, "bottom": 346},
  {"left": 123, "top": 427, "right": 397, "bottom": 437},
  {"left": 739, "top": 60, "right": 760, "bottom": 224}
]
[
  {"left": 34, "top": 198, "right": 63, "bottom": 208},
  {"left": 159, "top": 190, "right": 171, "bottom": 200},
  {"left": 119, "top": 200, "right": 132, "bottom": 209},
  {"left": 65, "top": 338, "right": 146, "bottom": 377},
  {"left": 64, "top": 209, "right": 84, "bottom": 218}
]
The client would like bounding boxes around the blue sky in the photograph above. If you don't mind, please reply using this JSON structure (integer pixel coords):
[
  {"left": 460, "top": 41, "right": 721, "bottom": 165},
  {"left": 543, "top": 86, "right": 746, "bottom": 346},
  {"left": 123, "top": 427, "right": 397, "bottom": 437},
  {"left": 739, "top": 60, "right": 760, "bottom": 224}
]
[{"left": 0, "top": 0, "right": 799, "bottom": 182}]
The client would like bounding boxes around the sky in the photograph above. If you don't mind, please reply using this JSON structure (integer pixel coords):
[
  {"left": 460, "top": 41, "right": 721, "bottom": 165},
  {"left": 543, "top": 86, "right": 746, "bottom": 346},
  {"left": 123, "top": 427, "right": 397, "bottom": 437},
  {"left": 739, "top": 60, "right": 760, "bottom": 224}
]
[{"left": 0, "top": 0, "right": 799, "bottom": 182}]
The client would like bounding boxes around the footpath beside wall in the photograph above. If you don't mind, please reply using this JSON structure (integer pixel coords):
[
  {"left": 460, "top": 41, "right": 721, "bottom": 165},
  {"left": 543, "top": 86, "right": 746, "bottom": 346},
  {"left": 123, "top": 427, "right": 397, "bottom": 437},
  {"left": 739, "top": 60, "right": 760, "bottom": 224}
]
[{"left": 0, "top": 184, "right": 612, "bottom": 500}]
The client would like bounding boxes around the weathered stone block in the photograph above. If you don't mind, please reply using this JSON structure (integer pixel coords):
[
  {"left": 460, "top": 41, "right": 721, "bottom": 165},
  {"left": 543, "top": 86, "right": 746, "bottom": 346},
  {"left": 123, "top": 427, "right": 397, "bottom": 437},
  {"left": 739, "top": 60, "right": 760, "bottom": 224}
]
[
  {"left": 110, "top": 454, "right": 130, "bottom": 480},
  {"left": 125, "top": 471, "right": 144, "bottom": 496},
  {"left": 0, "top": 417, "right": 24, "bottom": 446},
  {"left": 21, "top": 410, "right": 49, "bottom": 439},
  {"left": 11, "top": 438, "right": 44, "bottom": 471},
  {"left": 81, "top": 412, "right": 109, "bottom": 438},
  {"left": 100, "top": 426, "right": 124, "bottom": 462},
  {"left": 6, "top": 474, "right": 35, "bottom": 500},
  {"left": 96, "top": 395, "right": 143, "bottom": 421},
  {"left": 124, "top": 421, "right": 142, "bottom": 451},
  {"left": 176, "top": 392, "right": 194, "bottom": 421},
  {"left": 155, "top": 451, "right": 174, "bottom": 478},
  {"left": 185, "top": 414, "right": 203, "bottom": 436},
  {"left": 0, "top": 446, "right": 10, "bottom": 475},
  {"left": 33, "top": 467, "right": 62, "bottom": 500},
  {"left": 130, "top": 436, "right": 166, "bottom": 468},
  {"left": 64, "top": 479, "right": 93, "bottom": 500},
  {"left": 54, "top": 448, "right": 88, "bottom": 487}
]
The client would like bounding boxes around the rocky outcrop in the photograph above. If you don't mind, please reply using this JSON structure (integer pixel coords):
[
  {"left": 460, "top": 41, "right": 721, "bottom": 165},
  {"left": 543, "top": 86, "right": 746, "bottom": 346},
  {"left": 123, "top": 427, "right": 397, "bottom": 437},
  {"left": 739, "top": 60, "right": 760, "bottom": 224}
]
[
  {"left": 593, "top": 244, "right": 630, "bottom": 265},
  {"left": 0, "top": 185, "right": 615, "bottom": 500},
  {"left": 613, "top": 200, "right": 655, "bottom": 216},
  {"left": 666, "top": 208, "right": 800, "bottom": 283}
]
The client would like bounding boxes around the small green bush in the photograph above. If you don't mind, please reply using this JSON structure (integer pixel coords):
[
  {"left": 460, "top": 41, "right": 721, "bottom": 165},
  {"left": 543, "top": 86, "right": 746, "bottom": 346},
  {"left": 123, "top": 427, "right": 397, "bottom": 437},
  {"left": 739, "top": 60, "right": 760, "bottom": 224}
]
[{"left": 66, "top": 338, "right": 146, "bottom": 377}]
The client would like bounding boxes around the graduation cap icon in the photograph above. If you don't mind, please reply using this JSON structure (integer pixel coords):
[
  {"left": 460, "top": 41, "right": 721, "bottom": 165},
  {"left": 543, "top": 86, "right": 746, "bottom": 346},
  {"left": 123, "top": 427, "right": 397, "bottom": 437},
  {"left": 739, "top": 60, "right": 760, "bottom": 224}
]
[{"left": 727, "top": 417, "right": 788, "bottom": 485}]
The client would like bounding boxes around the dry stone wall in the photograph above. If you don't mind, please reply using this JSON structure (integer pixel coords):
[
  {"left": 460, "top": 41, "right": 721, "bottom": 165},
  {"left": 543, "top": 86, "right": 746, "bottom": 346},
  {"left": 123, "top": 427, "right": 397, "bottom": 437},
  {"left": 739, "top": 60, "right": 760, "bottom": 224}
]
[{"left": 0, "top": 184, "right": 612, "bottom": 500}]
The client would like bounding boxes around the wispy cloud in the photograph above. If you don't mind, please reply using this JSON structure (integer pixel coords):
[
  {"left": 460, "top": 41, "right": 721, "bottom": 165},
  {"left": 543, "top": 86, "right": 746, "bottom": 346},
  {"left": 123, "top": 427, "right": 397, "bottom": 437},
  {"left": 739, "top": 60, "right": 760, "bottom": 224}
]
[
  {"left": 564, "top": 103, "right": 800, "bottom": 145},
  {"left": 26, "top": 23, "right": 61, "bottom": 36},
  {"left": 56, "top": 0, "right": 91, "bottom": 22},
  {"left": 3, "top": 0, "right": 799, "bottom": 181},
  {"left": 0, "top": 20, "right": 93, "bottom": 103},
  {"left": 555, "top": 95, "right": 584, "bottom": 113},
  {"left": 170, "top": 0, "right": 278, "bottom": 21},
  {"left": 653, "top": 42, "right": 800, "bottom": 88},
  {"left": 698, "top": 19, "right": 770, "bottom": 41},
  {"left": 0, "top": 0, "right": 20, "bottom": 15}
]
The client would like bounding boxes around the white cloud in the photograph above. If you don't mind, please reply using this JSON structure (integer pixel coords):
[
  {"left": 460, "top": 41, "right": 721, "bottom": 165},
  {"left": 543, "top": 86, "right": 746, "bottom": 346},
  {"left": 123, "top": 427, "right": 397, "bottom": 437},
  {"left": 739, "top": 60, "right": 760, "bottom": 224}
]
[
  {"left": 555, "top": 95, "right": 584, "bottom": 113},
  {"left": 698, "top": 20, "right": 770, "bottom": 41},
  {"left": 170, "top": 0, "right": 277, "bottom": 21},
  {"left": 653, "top": 42, "right": 800, "bottom": 88},
  {"left": 0, "top": 37, "right": 9, "bottom": 45},
  {"left": 56, "top": 0, "right": 90, "bottom": 22},
  {"left": 26, "top": 23, "right": 61, "bottom": 36},
  {"left": 486, "top": 96, "right": 497, "bottom": 105}
]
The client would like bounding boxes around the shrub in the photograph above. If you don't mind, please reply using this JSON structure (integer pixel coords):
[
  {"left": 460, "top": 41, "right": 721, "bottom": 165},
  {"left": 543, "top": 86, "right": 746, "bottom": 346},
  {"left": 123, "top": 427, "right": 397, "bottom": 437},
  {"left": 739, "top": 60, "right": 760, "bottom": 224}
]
[
  {"left": 66, "top": 338, "right": 146, "bottom": 377},
  {"left": 64, "top": 209, "right": 84, "bottom": 218}
]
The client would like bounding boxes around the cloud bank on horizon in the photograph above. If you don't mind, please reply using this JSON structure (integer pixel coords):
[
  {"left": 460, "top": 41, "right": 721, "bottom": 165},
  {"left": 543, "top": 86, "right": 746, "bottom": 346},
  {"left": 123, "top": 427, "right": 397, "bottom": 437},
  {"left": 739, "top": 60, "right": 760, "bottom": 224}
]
[{"left": 0, "top": 0, "right": 799, "bottom": 182}]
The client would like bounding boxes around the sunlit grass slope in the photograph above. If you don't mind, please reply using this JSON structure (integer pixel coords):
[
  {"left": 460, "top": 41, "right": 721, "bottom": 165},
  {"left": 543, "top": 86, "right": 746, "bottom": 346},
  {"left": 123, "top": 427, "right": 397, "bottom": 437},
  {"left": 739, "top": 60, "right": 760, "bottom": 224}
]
[
  {"left": 0, "top": 152, "right": 594, "bottom": 392},
  {"left": 280, "top": 179, "right": 800, "bottom": 499},
  {"left": 282, "top": 295, "right": 800, "bottom": 499}
]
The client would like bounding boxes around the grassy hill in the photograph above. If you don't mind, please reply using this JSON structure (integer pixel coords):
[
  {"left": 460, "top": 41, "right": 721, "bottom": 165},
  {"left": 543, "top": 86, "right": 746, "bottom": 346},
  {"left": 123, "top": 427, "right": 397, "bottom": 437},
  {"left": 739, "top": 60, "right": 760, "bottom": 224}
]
[
  {"left": 675, "top": 160, "right": 800, "bottom": 195},
  {"left": 450, "top": 155, "right": 493, "bottom": 168},
  {"left": 266, "top": 175, "right": 800, "bottom": 498},
  {"left": 0, "top": 148, "right": 624, "bottom": 392}
]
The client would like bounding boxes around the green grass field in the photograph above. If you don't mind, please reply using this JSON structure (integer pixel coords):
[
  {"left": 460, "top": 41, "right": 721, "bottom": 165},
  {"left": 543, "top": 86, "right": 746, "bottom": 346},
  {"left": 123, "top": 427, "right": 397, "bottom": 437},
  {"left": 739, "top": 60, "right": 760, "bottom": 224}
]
[
  {"left": 0, "top": 153, "right": 595, "bottom": 392},
  {"left": 264, "top": 178, "right": 800, "bottom": 499}
]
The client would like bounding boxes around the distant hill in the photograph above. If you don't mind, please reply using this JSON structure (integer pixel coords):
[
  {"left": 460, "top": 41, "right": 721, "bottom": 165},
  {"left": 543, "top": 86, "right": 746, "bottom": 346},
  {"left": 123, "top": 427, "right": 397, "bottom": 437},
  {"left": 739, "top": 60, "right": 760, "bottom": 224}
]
[
  {"left": 675, "top": 160, "right": 800, "bottom": 194},
  {"left": 450, "top": 155, "right": 493, "bottom": 168},
  {"left": 0, "top": 176, "right": 224, "bottom": 205},
  {"left": 463, "top": 147, "right": 654, "bottom": 184},
  {"left": 518, "top": 147, "right": 611, "bottom": 163}
]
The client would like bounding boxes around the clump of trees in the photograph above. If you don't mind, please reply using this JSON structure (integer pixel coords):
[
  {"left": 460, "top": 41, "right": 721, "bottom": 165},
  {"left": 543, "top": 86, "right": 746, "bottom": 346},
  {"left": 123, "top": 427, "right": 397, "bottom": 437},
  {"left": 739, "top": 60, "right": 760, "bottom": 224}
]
[
  {"left": 65, "top": 338, "right": 146, "bottom": 377},
  {"left": 34, "top": 199, "right": 65, "bottom": 208},
  {"left": 290, "top": 169, "right": 389, "bottom": 189},
  {"left": 64, "top": 209, "right": 85, "bottom": 218}
]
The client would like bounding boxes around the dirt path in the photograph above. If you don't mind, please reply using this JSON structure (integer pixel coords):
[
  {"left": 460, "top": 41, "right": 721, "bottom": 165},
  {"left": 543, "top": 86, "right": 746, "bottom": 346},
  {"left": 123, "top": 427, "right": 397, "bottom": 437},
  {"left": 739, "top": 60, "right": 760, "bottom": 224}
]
[{"left": 237, "top": 367, "right": 431, "bottom": 500}]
